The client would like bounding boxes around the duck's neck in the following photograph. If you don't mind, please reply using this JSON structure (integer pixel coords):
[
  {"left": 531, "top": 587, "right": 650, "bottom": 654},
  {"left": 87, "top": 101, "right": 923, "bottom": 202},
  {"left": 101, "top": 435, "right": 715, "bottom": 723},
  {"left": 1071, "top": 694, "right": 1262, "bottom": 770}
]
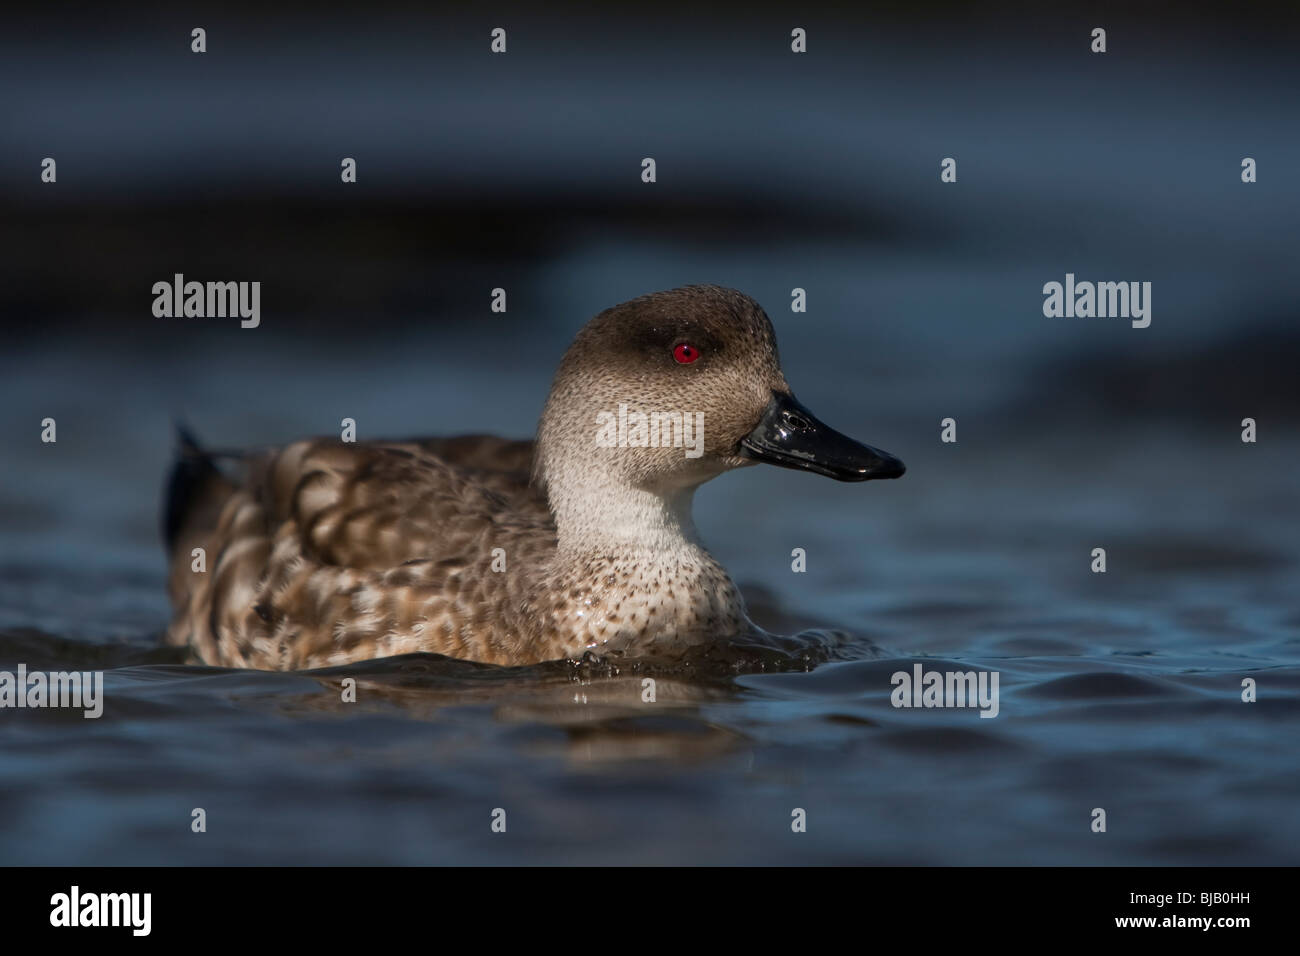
[
  {"left": 547, "top": 466, "right": 704, "bottom": 558},
  {"left": 535, "top": 461, "right": 753, "bottom": 653}
]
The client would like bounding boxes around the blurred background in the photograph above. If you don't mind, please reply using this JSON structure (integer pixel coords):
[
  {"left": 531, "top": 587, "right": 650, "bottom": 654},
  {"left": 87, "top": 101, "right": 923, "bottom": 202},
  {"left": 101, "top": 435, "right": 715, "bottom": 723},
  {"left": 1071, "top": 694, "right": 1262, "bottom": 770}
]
[{"left": 0, "top": 2, "right": 1297, "bottom": 865}]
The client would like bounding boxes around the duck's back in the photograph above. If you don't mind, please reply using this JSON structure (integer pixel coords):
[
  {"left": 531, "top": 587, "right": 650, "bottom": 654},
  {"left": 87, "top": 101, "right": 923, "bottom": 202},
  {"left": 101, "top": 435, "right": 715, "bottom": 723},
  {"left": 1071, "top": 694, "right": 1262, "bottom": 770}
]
[{"left": 165, "top": 435, "right": 556, "bottom": 669}]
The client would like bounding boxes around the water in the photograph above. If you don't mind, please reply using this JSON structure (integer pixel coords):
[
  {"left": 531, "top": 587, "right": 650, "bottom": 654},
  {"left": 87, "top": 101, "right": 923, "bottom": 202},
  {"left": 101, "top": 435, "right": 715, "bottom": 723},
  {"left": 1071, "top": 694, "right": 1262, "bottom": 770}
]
[
  {"left": 2, "top": 314, "right": 1297, "bottom": 864},
  {"left": 1, "top": 9, "right": 1298, "bottom": 865}
]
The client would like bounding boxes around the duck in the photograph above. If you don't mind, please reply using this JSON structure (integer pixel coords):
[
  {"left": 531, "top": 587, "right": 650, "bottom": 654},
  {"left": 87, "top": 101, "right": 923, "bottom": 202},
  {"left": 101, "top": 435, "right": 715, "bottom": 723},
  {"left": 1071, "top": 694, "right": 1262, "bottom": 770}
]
[{"left": 163, "top": 285, "right": 904, "bottom": 669}]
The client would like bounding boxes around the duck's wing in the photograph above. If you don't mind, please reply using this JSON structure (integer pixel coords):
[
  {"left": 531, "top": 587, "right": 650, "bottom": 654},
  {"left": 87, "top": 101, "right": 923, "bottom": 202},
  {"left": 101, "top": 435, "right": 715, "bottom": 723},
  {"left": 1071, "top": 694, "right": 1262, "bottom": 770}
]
[
  {"left": 251, "top": 438, "right": 549, "bottom": 571},
  {"left": 404, "top": 434, "right": 535, "bottom": 476},
  {"left": 166, "top": 436, "right": 555, "bottom": 667},
  {"left": 164, "top": 433, "right": 547, "bottom": 580}
]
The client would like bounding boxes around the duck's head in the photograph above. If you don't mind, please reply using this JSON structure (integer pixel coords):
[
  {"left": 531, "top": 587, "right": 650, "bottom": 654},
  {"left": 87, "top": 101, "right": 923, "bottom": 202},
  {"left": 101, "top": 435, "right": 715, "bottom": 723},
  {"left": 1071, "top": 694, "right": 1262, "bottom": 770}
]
[{"left": 536, "top": 285, "right": 904, "bottom": 508}]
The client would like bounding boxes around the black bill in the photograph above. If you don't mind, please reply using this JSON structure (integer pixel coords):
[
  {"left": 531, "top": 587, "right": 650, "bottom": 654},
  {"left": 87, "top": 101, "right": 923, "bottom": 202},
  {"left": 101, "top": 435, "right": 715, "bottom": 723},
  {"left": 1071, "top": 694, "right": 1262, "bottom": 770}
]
[{"left": 738, "top": 392, "right": 905, "bottom": 482}]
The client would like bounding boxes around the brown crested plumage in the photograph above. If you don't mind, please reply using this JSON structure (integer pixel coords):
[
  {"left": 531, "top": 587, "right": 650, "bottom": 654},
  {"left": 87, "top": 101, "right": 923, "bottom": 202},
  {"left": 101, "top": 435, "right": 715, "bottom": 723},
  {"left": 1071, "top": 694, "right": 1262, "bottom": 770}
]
[
  {"left": 166, "top": 437, "right": 557, "bottom": 668},
  {"left": 164, "top": 285, "right": 904, "bottom": 670}
]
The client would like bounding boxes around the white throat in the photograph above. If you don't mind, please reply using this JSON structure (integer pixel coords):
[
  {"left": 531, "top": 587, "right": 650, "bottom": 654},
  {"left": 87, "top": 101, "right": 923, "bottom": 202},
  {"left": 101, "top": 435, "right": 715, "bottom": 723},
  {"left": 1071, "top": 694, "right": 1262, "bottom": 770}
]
[{"left": 545, "top": 464, "right": 704, "bottom": 556}]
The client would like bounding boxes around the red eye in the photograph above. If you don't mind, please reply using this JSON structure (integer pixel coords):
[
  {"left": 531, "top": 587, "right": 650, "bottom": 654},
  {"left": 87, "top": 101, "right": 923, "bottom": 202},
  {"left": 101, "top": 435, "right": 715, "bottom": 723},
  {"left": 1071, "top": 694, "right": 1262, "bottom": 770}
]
[{"left": 673, "top": 343, "right": 700, "bottom": 364}]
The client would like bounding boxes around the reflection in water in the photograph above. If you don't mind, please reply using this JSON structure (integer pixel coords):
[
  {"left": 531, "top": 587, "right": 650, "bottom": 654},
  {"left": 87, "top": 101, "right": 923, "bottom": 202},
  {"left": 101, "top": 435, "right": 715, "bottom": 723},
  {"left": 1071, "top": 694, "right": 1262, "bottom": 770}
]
[{"left": 277, "top": 628, "right": 882, "bottom": 764}]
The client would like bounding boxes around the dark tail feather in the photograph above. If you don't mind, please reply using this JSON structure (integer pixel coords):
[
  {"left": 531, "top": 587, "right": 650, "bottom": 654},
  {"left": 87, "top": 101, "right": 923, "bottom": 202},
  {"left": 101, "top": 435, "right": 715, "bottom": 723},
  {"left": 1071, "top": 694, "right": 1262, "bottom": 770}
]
[{"left": 162, "top": 423, "right": 222, "bottom": 552}]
